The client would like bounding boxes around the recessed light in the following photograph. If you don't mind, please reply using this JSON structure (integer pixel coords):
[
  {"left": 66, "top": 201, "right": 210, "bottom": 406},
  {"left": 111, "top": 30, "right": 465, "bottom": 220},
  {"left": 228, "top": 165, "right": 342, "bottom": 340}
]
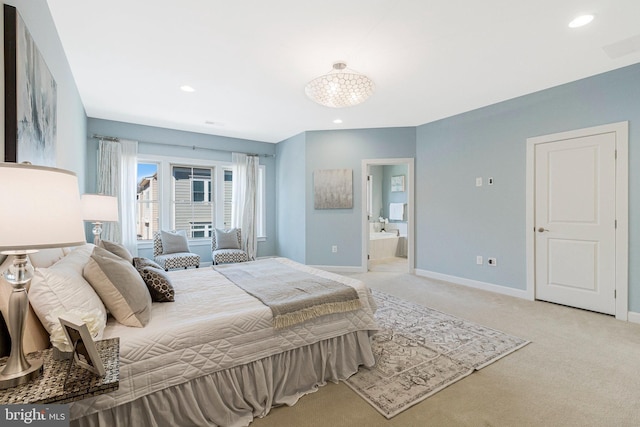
[
  {"left": 333, "top": 119, "right": 343, "bottom": 124},
  {"left": 569, "top": 14, "right": 594, "bottom": 28},
  {"left": 180, "top": 85, "right": 195, "bottom": 92}
]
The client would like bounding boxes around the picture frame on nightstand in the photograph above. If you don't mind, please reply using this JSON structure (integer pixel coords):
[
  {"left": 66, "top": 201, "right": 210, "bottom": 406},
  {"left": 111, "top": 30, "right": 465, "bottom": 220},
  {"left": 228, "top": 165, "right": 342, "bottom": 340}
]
[{"left": 59, "top": 315, "right": 106, "bottom": 377}]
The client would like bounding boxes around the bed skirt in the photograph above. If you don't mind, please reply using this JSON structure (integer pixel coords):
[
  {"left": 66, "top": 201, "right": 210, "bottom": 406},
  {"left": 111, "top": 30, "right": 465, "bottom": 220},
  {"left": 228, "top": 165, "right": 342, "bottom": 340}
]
[{"left": 71, "top": 330, "right": 375, "bottom": 427}]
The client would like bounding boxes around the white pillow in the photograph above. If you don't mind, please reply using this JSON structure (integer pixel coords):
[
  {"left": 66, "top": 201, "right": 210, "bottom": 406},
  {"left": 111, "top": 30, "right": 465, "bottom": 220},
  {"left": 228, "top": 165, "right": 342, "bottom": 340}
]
[{"left": 29, "top": 244, "right": 107, "bottom": 336}]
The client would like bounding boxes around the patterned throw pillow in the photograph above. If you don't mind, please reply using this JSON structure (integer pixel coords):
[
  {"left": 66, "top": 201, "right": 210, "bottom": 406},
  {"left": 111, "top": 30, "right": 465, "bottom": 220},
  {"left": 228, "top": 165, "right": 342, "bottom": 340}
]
[{"left": 138, "top": 267, "right": 175, "bottom": 302}]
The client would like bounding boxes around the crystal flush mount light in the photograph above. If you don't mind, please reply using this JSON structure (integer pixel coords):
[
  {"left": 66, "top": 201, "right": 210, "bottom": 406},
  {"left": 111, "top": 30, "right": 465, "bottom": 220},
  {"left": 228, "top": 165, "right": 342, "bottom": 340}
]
[{"left": 305, "top": 62, "right": 375, "bottom": 108}]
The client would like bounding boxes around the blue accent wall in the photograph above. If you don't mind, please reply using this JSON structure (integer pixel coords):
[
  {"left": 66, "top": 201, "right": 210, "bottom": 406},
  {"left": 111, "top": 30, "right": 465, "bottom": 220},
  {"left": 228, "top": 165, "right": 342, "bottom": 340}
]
[
  {"left": 383, "top": 164, "right": 408, "bottom": 220},
  {"left": 275, "top": 133, "right": 306, "bottom": 262},
  {"left": 416, "top": 63, "right": 640, "bottom": 311},
  {"left": 303, "top": 127, "right": 416, "bottom": 266}
]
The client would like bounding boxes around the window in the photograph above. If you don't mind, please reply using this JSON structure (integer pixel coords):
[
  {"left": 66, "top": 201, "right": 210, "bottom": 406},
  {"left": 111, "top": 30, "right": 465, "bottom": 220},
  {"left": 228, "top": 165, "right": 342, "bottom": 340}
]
[
  {"left": 136, "top": 156, "right": 267, "bottom": 243},
  {"left": 172, "top": 166, "right": 213, "bottom": 238},
  {"left": 136, "top": 163, "right": 159, "bottom": 240},
  {"left": 190, "top": 222, "right": 213, "bottom": 238}
]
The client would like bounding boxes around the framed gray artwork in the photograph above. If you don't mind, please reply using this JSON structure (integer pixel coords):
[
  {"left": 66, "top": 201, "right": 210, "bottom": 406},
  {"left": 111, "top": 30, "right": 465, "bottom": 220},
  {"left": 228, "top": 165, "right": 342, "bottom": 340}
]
[
  {"left": 4, "top": 5, "right": 57, "bottom": 166},
  {"left": 314, "top": 169, "right": 353, "bottom": 209}
]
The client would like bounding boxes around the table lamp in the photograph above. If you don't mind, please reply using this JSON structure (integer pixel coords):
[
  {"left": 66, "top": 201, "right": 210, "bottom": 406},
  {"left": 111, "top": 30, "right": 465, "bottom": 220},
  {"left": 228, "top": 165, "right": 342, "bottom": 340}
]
[
  {"left": 81, "top": 194, "right": 119, "bottom": 245},
  {"left": 0, "top": 163, "right": 85, "bottom": 389}
]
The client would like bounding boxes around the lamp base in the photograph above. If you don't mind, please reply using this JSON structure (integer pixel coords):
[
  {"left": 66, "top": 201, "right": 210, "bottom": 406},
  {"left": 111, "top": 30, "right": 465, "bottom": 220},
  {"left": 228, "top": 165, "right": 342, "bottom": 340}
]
[
  {"left": 92, "top": 222, "right": 103, "bottom": 245},
  {"left": 0, "top": 358, "right": 43, "bottom": 389}
]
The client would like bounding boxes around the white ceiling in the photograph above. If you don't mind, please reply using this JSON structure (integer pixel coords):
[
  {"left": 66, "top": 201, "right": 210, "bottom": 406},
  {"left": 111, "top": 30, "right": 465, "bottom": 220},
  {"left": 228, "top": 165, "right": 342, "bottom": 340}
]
[{"left": 46, "top": 0, "right": 640, "bottom": 143}]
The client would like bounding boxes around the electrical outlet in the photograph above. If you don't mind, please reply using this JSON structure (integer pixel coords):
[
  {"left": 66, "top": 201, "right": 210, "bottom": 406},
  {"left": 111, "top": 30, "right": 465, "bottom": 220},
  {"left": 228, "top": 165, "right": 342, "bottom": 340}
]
[
  {"left": 476, "top": 256, "right": 483, "bottom": 265},
  {"left": 488, "top": 177, "right": 494, "bottom": 185},
  {"left": 332, "top": 245, "right": 338, "bottom": 253},
  {"left": 488, "top": 257, "right": 497, "bottom": 266}
]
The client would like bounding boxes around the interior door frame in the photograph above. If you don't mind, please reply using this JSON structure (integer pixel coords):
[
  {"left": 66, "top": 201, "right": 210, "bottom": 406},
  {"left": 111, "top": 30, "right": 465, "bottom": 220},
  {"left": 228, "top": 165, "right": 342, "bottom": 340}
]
[
  {"left": 525, "top": 121, "right": 628, "bottom": 320},
  {"left": 361, "top": 158, "right": 415, "bottom": 273}
]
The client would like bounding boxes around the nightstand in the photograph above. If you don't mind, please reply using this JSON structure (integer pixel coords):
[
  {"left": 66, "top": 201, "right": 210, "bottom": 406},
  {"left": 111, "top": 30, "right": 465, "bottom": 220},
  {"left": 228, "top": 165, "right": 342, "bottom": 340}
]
[{"left": 0, "top": 337, "right": 119, "bottom": 404}]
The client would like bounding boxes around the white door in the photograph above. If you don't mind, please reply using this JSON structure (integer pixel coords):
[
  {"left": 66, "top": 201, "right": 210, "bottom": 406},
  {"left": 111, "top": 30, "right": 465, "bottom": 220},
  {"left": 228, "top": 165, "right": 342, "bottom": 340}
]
[{"left": 534, "top": 132, "right": 616, "bottom": 314}]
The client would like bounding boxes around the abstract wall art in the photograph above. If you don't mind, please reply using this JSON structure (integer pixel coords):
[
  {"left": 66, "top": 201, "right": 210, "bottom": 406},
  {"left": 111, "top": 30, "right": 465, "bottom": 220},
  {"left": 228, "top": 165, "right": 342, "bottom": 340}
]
[
  {"left": 4, "top": 4, "right": 57, "bottom": 166},
  {"left": 314, "top": 169, "right": 353, "bottom": 209}
]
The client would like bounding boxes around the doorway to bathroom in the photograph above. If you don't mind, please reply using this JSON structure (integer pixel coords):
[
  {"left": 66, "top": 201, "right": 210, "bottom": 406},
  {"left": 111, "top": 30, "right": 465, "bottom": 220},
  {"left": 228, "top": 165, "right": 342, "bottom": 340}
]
[{"left": 361, "top": 158, "right": 414, "bottom": 273}]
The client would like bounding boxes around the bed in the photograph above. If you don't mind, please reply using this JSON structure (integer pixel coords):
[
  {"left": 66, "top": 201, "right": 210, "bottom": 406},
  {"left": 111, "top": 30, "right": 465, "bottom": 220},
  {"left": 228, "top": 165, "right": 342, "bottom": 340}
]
[{"left": 0, "top": 245, "right": 378, "bottom": 427}]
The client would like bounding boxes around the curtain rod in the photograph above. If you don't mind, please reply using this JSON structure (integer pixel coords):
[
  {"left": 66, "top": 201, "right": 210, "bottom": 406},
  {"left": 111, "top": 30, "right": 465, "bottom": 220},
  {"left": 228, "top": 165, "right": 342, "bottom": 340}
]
[{"left": 91, "top": 134, "right": 275, "bottom": 158}]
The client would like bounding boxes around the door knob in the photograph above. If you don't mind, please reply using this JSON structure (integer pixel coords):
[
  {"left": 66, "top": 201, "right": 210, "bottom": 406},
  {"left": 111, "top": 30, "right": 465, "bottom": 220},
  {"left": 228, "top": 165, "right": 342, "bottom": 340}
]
[{"left": 537, "top": 227, "right": 549, "bottom": 232}]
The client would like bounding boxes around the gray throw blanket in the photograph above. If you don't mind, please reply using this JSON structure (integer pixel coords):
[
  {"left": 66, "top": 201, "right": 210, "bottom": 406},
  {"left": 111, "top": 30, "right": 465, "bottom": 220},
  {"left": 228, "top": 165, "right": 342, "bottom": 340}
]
[{"left": 214, "top": 259, "right": 361, "bottom": 328}]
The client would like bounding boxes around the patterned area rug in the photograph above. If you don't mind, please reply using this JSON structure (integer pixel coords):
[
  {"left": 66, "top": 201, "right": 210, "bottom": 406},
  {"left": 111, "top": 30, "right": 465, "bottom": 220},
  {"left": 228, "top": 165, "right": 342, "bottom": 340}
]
[{"left": 345, "top": 290, "right": 530, "bottom": 419}]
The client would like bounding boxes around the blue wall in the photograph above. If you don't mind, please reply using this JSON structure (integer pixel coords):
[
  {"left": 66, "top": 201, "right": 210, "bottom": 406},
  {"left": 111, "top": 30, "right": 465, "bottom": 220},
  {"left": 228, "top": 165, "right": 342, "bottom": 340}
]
[
  {"left": 370, "top": 164, "right": 408, "bottom": 221},
  {"left": 87, "top": 118, "right": 277, "bottom": 259},
  {"left": 275, "top": 133, "right": 307, "bottom": 263},
  {"left": 304, "top": 127, "right": 416, "bottom": 266},
  {"left": 383, "top": 164, "right": 408, "bottom": 221},
  {"left": 416, "top": 63, "right": 640, "bottom": 311}
]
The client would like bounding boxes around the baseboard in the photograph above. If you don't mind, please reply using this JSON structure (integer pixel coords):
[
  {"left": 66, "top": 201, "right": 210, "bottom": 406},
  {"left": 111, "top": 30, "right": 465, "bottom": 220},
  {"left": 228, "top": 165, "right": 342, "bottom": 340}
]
[
  {"left": 310, "top": 265, "right": 366, "bottom": 274},
  {"left": 627, "top": 311, "right": 640, "bottom": 324},
  {"left": 414, "top": 269, "right": 530, "bottom": 300}
]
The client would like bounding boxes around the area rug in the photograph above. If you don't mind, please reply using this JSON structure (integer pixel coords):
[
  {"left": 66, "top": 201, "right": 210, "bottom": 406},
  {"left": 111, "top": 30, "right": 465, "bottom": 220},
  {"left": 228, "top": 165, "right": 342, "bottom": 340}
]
[{"left": 344, "top": 289, "right": 530, "bottom": 418}]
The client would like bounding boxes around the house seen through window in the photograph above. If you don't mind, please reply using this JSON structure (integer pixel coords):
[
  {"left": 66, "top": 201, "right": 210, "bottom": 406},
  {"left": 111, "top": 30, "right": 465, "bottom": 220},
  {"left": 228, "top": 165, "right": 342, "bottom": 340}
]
[
  {"left": 173, "top": 166, "right": 214, "bottom": 238},
  {"left": 136, "top": 163, "right": 159, "bottom": 240}
]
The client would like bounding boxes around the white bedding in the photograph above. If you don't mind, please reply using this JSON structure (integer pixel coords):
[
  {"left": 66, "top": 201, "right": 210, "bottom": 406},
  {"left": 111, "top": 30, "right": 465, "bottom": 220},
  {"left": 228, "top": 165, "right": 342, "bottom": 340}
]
[{"left": 70, "top": 258, "right": 378, "bottom": 421}]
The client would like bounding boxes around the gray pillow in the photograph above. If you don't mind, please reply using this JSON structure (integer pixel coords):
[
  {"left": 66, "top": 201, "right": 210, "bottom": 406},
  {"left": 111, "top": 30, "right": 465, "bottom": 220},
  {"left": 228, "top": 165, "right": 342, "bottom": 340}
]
[
  {"left": 215, "top": 228, "right": 240, "bottom": 250},
  {"left": 161, "top": 230, "right": 190, "bottom": 254},
  {"left": 100, "top": 240, "right": 133, "bottom": 264},
  {"left": 83, "top": 247, "right": 152, "bottom": 327}
]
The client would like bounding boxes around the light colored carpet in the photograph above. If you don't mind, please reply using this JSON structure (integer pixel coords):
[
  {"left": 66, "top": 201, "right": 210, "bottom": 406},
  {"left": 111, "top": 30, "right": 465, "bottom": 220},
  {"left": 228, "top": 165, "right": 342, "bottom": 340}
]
[
  {"left": 345, "top": 290, "right": 529, "bottom": 418},
  {"left": 252, "top": 261, "right": 640, "bottom": 427}
]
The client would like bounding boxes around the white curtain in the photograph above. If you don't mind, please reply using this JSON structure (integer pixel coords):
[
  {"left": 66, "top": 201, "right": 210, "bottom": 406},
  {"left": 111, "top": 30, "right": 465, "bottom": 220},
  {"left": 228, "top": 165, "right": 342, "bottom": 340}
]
[
  {"left": 231, "top": 153, "right": 259, "bottom": 260},
  {"left": 97, "top": 139, "right": 138, "bottom": 255}
]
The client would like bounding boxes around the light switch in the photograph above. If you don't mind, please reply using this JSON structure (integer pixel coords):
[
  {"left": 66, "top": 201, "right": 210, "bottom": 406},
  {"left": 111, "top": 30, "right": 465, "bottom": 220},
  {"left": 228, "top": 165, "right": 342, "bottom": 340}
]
[{"left": 476, "top": 177, "right": 483, "bottom": 187}]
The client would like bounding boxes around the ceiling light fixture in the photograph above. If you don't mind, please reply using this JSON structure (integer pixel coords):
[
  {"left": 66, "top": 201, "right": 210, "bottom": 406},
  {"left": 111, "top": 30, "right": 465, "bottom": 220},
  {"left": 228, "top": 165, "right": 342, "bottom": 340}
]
[
  {"left": 333, "top": 119, "right": 343, "bottom": 124},
  {"left": 180, "top": 85, "right": 195, "bottom": 92},
  {"left": 305, "top": 62, "right": 375, "bottom": 108},
  {"left": 569, "top": 14, "right": 594, "bottom": 28}
]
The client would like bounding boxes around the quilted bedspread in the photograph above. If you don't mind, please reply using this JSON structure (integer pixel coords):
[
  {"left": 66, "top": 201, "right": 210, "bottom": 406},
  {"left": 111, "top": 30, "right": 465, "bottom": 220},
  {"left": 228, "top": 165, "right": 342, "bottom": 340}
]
[{"left": 70, "top": 258, "right": 378, "bottom": 419}]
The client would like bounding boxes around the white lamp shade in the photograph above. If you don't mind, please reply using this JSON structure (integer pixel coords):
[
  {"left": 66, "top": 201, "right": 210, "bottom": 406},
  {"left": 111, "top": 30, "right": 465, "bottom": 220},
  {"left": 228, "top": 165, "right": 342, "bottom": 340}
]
[
  {"left": 0, "top": 163, "right": 86, "bottom": 252},
  {"left": 81, "top": 194, "right": 119, "bottom": 222}
]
